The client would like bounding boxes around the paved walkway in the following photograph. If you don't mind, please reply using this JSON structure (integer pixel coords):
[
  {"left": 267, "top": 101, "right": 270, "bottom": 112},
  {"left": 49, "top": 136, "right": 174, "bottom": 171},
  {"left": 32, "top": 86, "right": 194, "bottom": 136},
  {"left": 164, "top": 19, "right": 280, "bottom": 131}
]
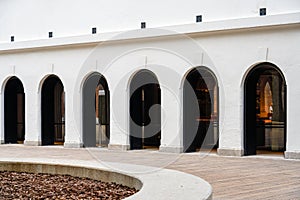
[{"left": 0, "top": 145, "right": 299, "bottom": 200}]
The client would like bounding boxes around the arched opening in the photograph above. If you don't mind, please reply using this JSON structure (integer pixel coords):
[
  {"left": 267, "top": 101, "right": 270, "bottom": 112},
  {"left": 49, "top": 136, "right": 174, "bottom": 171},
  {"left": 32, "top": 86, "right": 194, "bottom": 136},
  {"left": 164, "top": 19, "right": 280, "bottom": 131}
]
[
  {"left": 82, "top": 73, "right": 110, "bottom": 147},
  {"left": 129, "top": 70, "right": 161, "bottom": 150},
  {"left": 4, "top": 77, "right": 25, "bottom": 144},
  {"left": 41, "top": 75, "right": 65, "bottom": 145},
  {"left": 244, "top": 63, "right": 286, "bottom": 156},
  {"left": 183, "top": 67, "right": 219, "bottom": 152}
]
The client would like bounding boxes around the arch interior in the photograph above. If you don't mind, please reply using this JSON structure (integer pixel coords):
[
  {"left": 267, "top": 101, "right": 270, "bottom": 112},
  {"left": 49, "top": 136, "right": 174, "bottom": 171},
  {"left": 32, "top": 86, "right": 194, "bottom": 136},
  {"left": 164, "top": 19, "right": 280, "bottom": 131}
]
[
  {"left": 129, "top": 70, "right": 161, "bottom": 150},
  {"left": 244, "top": 63, "right": 286, "bottom": 155},
  {"left": 4, "top": 77, "right": 25, "bottom": 144},
  {"left": 82, "top": 73, "right": 110, "bottom": 147},
  {"left": 183, "top": 68, "right": 219, "bottom": 153},
  {"left": 41, "top": 75, "right": 65, "bottom": 145}
]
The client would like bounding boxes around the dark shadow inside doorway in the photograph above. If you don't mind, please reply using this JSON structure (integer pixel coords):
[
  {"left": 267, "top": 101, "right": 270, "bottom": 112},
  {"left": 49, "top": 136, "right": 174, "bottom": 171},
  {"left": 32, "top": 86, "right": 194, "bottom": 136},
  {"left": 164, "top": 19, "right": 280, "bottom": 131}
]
[
  {"left": 244, "top": 63, "right": 286, "bottom": 156},
  {"left": 129, "top": 70, "right": 161, "bottom": 150},
  {"left": 4, "top": 77, "right": 25, "bottom": 144},
  {"left": 183, "top": 67, "right": 219, "bottom": 153},
  {"left": 41, "top": 75, "right": 65, "bottom": 145}
]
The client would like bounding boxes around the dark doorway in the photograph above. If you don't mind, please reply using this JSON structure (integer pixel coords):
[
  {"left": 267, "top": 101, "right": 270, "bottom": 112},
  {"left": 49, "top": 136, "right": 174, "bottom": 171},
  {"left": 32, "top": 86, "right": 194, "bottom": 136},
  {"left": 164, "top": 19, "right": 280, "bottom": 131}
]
[
  {"left": 244, "top": 63, "right": 286, "bottom": 155},
  {"left": 41, "top": 75, "right": 65, "bottom": 145},
  {"left": 82, "top": 73, "right": 110, "bottom": 147},
  {"left": 4, "top": 77, "right": 25, "bottom": 144},
  {"left": 183, "top": 67, "right": 219, "bottom": 152},
  {"left": 130, "top": 70, "right": 161, "bottom": 150}
]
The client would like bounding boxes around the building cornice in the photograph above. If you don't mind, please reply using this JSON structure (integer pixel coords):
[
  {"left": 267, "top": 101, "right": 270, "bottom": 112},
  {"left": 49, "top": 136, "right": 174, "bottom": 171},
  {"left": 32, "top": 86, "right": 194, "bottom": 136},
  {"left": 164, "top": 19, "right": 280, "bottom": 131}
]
[{"left": 0, "top": 12, "right": 299, "bottom": 53}]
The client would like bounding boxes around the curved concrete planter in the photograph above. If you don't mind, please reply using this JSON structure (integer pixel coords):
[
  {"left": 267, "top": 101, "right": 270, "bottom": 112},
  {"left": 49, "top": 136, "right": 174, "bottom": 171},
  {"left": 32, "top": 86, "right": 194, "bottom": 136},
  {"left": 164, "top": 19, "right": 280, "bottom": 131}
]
[
  {"left": 0, "top": 160, "right": 212, "bottom": 200},
  {"left": 0, "top": 161, "right": 142, "bottom": 190}
]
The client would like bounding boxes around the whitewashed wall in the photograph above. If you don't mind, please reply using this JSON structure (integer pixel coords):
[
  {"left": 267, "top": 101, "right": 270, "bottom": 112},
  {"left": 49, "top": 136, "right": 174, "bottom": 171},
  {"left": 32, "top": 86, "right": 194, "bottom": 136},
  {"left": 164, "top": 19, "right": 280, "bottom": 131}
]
[{"left": 0, "top": 1, "right": 299, "bottom": 158}]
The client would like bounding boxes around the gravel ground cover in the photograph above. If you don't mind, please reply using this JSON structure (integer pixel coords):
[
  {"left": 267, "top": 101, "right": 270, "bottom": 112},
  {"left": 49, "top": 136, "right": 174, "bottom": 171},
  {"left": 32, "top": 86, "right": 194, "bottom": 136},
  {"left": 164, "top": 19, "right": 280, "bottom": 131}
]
[{"left": 0, "top": 171, "right": 138, "bottom": 199}]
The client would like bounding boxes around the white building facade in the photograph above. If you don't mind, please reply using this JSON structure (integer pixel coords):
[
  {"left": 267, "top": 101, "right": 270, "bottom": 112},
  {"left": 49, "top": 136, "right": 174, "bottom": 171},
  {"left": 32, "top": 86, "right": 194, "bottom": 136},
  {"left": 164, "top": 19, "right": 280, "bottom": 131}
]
[{"left": 0, "top": 0, "right": 300, "bottom": 159}]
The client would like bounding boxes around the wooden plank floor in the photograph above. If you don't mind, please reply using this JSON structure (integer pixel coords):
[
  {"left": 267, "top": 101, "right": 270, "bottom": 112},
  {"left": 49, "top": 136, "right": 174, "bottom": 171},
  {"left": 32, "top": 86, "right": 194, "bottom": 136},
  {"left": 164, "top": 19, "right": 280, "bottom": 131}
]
[{"left": 0, "top": 145, "right": 299, "bottom": 200}]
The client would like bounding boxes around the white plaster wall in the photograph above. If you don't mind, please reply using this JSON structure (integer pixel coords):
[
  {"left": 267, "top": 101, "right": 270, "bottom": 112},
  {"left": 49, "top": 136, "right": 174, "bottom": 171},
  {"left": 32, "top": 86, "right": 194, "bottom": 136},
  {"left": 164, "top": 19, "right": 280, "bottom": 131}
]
[
  {"left": 89, "top": 36, "right": 217, "bottom": 150},
  {"left": 0, "top": 26, "right": 299, "bottom": 152},
  {"left": 195, "top": 25, "right": 300, "bottom": 152},
  {"left": 75, "top": 38, "right": 202, "bottom": 149},
  {"left": 0, "top": 0, "right": 299, "bottom": 43},
  {"left": 0, "top": 46, "right": 94, "bottom": 145},
  {"left": 76, "top": 25, "right": 300, "bottom": 153},
  {"left": 0, "top": 4, "right": 299, "bottom": 154}
]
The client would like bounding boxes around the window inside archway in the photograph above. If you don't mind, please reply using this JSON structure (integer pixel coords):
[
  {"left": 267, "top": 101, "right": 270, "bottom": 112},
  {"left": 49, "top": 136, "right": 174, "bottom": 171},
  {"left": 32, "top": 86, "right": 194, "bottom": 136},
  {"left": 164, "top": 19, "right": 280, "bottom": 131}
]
[
  {"left": 244, "top": 65, "right": 286, "bottom": 156},
  {"left": 255, "top": 72, "right": 285, "bottom": 152},
  {"left": 95, "top": 84, "right": 109, "bottom": 147},
  {"left": 183, "top": 68, "right": 219, "bottom": 152}
]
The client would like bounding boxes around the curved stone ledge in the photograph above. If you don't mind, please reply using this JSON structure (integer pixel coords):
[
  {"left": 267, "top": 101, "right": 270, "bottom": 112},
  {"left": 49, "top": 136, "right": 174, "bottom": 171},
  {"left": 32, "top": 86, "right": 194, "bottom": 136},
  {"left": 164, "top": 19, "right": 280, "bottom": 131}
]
[
  {"left": 0, "top": 161, "right": 142, "bottom": 191},
  {"left": 0, "top": 159, "right": 212, "bottom": 200}
]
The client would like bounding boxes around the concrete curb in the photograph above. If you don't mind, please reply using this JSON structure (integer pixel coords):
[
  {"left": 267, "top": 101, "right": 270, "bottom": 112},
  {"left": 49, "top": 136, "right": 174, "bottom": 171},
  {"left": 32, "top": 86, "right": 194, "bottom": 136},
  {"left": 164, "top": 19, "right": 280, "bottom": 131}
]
[{"left": 0, "top": 158, "right": 212, "bottom": 200}]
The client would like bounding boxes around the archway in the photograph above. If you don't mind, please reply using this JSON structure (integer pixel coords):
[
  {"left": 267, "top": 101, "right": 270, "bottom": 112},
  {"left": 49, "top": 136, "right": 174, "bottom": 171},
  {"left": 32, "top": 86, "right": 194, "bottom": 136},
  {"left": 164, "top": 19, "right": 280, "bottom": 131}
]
[
  {"left": 244, "top": 63, "right": 286, "bottom": 155},
  {"left": 41, "top": 75, "right": 65, "bottom": 145},
  {"left": 183, "top": 67, "right": 219, "bottom": 152},
  {"left": 129, "top": 70, "right": 161, "bottom": 150},
  {"left": 4, "top": 77, "right": 25, "bottom": 144},
  {"left": 82, "top": 73, "right": 110, "bottom": 147}
]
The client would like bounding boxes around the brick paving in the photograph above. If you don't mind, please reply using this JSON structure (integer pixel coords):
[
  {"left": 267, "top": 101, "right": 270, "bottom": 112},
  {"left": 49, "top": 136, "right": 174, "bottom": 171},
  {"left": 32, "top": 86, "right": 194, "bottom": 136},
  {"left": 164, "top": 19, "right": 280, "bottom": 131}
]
[{"left": 0, "top": 145, "right": 299, "bottom": 200}]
